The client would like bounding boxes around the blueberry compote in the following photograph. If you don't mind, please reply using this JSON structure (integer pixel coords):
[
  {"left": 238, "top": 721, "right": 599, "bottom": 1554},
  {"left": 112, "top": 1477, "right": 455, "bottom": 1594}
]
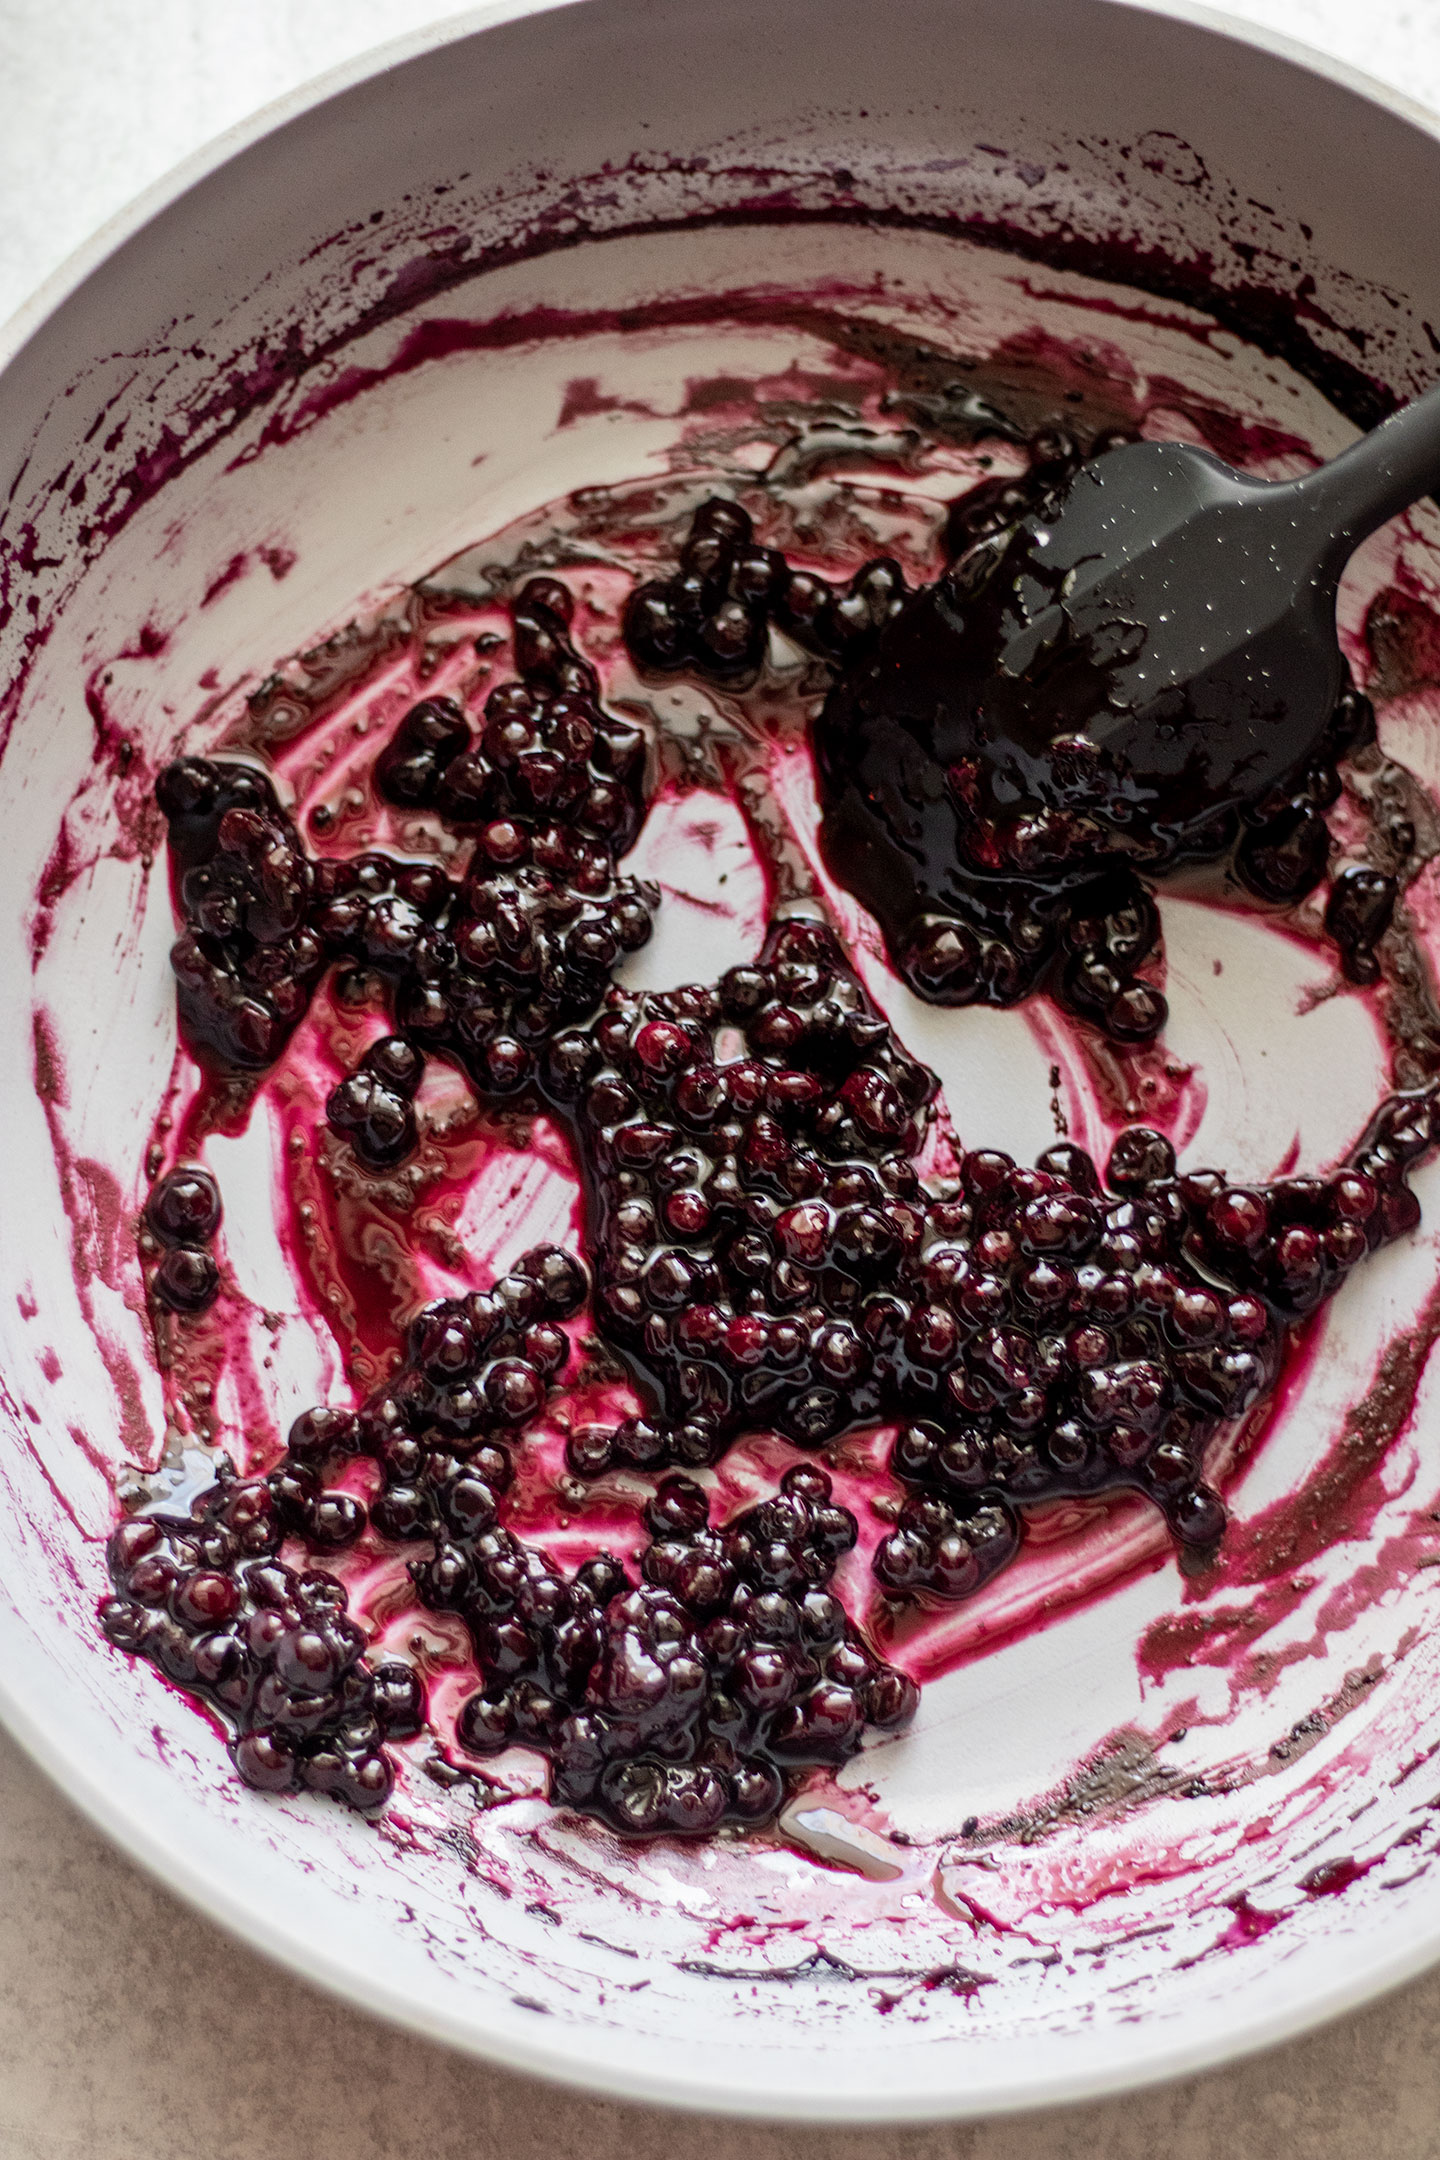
[
  {"left": 451, "top": 1466, "right": 917, "bottom": 1838},
  {"left": 101, "top": 1484, "right": 422, "bottom": 1810},
  {"left": 622, "top": 445, "right": 1391, "bottom": 1041},
  {"left": 105, "top": 385, "right": 1439, "bottom": 1846}
]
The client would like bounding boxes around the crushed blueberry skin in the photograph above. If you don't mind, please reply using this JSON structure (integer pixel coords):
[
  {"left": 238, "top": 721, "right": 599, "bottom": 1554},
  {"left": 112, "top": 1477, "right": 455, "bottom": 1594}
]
[{"left": 104, "top": 392, "right": 1440, "bottom": 1843}]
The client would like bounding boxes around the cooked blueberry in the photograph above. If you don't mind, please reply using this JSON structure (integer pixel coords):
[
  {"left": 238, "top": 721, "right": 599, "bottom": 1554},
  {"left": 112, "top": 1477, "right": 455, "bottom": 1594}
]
[{"left": 146, "top": 1166, "right": 222, "bottom": 1246}]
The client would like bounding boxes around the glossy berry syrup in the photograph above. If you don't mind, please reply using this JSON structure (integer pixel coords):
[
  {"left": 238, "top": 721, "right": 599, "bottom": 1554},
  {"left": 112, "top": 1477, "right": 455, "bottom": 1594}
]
[{"left": 100, "top": 399, "right": 1439, "bottom": 1844}]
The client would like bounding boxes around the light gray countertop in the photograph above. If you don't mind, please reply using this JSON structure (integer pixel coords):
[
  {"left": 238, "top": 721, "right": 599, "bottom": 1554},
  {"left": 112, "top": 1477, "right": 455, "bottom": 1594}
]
[{"left": 5, "top": 3, "right": 1440, "bottom": 2153}]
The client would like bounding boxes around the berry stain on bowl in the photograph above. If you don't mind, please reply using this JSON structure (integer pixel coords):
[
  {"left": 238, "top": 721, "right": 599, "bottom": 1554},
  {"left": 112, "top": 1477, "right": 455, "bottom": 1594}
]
[{"left": 21, "top": 189, "right": 1440, "bottom": 2054}]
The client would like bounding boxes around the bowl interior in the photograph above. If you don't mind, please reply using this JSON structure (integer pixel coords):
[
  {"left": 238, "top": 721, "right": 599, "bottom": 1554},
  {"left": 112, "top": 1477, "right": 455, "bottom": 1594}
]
[{"left": 6, "top": 0, "right": 1440, "bottom": 2118}]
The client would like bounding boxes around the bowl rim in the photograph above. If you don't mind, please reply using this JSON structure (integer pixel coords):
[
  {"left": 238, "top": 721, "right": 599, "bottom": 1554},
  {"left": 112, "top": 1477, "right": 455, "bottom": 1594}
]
[
  {"left": 6, "top": 0, "right": 1440, "bottom": 2120},
  {"left": 7, "top": 0, "right": 1440, "bottom": 382}
]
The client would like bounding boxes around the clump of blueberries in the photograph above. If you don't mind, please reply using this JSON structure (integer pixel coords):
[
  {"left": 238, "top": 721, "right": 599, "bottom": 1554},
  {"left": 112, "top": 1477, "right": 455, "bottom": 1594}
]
[
  {"left": 144, "top": 1164, "right": 224, "bottom": 1313},
  {"left": 100, "top": 1472, "right": 422, "bottom": 1812},
  {"left": 105, "top": 1242, "right": 585, "bottom": 1807},
  {"left": 551, "top": 914, "right": 1435, "bottom": 1579},
  {"left": 624, "top": 495, "right": 909, "bottom": 687},
  {"left": 115, "top": 422, "right": 1435, "bottom": 1835},
  {"left": 453, "top": 1466, "right": 917, "bottom": 1838},
  {"left": 379, "top": 575, "right": 647, "bottom": 855},
  {"left": 157, "top": 758, "right": 324, "bottom": 1072},
  {"left": 352, "top": 1240, "right": 587, "bottom": 1543},
  {"left": 325, "top": 1035, "right": 424, "bottom": 1169},
  {"left": 554, "top": 916, "right": 938, "bottom": 1471},
  {"left": 158, "top": 575, "right": 655, "bottom": 1131},
  {"left": 871, "top": 1086, "right": 1436, "bottom": 1593}
]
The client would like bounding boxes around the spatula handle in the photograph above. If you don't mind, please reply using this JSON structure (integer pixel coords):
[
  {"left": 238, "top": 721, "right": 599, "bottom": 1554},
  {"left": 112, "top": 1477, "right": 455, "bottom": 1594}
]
[{"left": 1294, "top": 378, "right": 1440, "bottom": 558}]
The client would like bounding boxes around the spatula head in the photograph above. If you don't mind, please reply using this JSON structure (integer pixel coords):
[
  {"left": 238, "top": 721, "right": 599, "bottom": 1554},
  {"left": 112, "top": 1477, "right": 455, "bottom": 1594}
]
[{"left": 823, "top": 439, "right": 1356, "bottom": 882}]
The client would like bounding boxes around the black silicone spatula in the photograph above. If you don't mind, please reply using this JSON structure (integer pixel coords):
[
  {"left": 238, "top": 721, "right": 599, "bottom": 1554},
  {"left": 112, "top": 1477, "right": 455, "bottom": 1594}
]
[{"left": 883, "top": 386, "right": 1440, "bottom": 862}]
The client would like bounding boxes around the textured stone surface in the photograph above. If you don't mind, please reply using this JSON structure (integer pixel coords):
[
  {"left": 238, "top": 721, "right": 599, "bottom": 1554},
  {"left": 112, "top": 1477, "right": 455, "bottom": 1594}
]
[{"left": 5, "top": 0, "right": 1440, "bottom": 2148}]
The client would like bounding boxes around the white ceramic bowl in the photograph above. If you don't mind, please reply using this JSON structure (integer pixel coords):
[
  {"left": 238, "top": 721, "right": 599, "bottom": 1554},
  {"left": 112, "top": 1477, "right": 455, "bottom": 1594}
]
[{"left": 7, "top": 0, "right": 1440, "bottom": 2120}]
